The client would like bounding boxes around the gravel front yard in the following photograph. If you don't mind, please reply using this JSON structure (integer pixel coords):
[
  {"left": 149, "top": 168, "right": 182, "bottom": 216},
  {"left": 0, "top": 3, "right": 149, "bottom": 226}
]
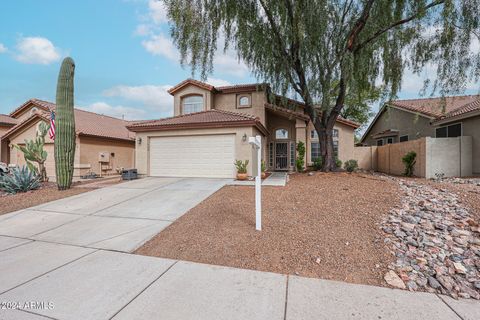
[{"left": 137, "top": 172, "right": 400, "bottom": 286}]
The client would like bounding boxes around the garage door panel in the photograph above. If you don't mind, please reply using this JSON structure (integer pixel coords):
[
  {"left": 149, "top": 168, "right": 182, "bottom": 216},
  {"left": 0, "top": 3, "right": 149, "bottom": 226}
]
[{"left": 149, "top": 135, "right": 235, "bottom": 178}]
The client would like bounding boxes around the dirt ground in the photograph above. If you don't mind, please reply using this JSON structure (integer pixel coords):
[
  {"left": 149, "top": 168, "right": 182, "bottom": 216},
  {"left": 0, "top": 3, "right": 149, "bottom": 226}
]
[
  {"left": 0, "top": 177, "right": 122, "bottom": 216},
  {"left": 136, "top": 172, "right": 401, "bottom": 286}
]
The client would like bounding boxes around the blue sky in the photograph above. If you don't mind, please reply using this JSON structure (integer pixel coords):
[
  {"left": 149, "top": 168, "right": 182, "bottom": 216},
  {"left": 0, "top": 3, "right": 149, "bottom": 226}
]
[{"left": 0, "top": 0, "right": 478, "bottom": 121}]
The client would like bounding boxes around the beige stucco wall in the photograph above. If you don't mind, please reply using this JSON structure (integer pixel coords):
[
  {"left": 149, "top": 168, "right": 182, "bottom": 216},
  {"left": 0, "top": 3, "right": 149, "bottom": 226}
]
[
  {"left": 425, "top": 136, "right": 472, "bottom": 178},
  {"left": 353, "top": 146, "right": 378, "bottom": 171},
  {"left": 0, "top": 125, "right": 12, "bottom": 163},
  {"left": 134, "top": 126, "right": 261, "bottom": 177},
  {"left": 363, "top": 106, "right": 435, "bottom": 146},
  {"left": 457, "top": 116, "right": 480, "bottom": 174},
  {"left": 78, "top": 136, "right": 135, "bottom": 177},
  {"left": 214, "top": 91, "right": 267, "bottom": 126},
  {"left": 173, "top": 85, "right": 213, "bottom": 116},
  {"left": 377, "top": 138, "right": 427, "bottom": 177}
]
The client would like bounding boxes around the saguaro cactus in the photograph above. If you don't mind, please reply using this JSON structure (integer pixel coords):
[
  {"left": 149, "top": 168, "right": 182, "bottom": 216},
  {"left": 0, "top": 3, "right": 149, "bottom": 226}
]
[{"left": 54, "top": 57, "right": 76, "bottom": 190}]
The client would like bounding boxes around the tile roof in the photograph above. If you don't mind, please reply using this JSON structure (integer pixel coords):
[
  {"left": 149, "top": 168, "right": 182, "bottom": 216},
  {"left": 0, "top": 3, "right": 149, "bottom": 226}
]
[
  {"left": 167, "top": 78, "right": 266, "bottom": 95},
  {"left": 127, "top": 109, "right": 268, "bottom": 134},
  {"left": 389, "top": 95, "right": 480, "bottom": 118},
  {"left": 435, "top": 97, "right": 480, "bottom": 122},
  {"left": 5, "top": 99, "right": 134, "bottom": 141},
  {"left": 0, "top": 114, "right": 19, "bottom": 126}
]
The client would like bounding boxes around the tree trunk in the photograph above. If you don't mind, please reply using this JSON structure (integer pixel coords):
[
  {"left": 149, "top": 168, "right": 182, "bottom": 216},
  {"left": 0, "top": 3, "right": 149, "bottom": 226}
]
[
  {"left": 39, "top": 162, "right": 47, "bottom": 182},
  {"left": 314, "top": 120, "right": 336, "bottom": 172}
]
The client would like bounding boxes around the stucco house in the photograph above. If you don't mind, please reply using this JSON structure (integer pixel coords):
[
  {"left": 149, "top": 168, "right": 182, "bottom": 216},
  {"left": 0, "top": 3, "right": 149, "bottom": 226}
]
[
  {"left": 127, "top": 79, "right": 359, "bottom": 178},
  {"left": 0, "top": 99, "right": 135, "bottom": 180},
  {"left": 359, "top": 95, "right": 480, "bottom": 174}
]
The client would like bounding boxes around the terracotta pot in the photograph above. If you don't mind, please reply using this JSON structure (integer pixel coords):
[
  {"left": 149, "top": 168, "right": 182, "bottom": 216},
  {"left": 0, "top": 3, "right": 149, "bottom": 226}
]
[
  {"left": 237, "top": 173, "right": 248, "bottom": 180},
  {"left": 261, "top": 172, "right": 266, "bottom": 179}
]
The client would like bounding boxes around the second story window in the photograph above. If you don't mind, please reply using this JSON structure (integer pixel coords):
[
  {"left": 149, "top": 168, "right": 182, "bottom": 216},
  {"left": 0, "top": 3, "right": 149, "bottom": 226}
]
[
  {"left": 182, "top": 95, "right": 204, "bottom": 114},
  {"left": 239, "top": 96, "right": 250, "bottom": 106},
  {"left": 275, "top": 129, "right": 289, "bottom": 139}
]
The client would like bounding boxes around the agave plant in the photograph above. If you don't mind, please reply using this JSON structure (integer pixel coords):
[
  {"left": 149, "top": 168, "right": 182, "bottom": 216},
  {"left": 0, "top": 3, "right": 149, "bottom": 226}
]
[{"left": 0, "top": 166, "right": 41, "bottom": 194}]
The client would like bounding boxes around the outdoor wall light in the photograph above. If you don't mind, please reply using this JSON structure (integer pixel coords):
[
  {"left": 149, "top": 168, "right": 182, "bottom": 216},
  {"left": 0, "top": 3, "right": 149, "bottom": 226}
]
[
  {"left": 137, "top": 137, "right": 142, "bottom": 145},
  {"left": 242, "top": 133, "right": 247, "bottom": 142}
]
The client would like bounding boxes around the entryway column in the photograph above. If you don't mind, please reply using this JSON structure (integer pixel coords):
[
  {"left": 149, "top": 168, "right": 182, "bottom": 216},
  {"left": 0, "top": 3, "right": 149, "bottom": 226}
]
[{"left": 295, "top": 119, "right": 307, "bottom": 169}]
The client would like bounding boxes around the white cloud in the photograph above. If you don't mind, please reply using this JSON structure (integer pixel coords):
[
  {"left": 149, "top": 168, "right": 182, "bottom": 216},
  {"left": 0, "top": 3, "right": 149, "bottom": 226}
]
[
  {"left": 80, "top": 102, "right": 148, "bottom": 121},
  {"left": 148, "top": 0, "right": 168, "bottom": 24},
  {"left": 15, "top": 37, "right": 61, "bottom": 64},
  {"left": 206, "top": 77, "right": 231, "bottom": 87},
  {"left": 103, "top": 84, "right": 173, "bottom": 114},
  {"left": 141, "top": 33, "right": 179, "bottom": 60},
  {"left": 134, "top": 24, "right": 151, "bottom": 36},
  {"left": 0, "top": 43, "right": 7, "bottom": 53},
  {"left": 214, "top": 51, "right": 249, "bottom": 77}
]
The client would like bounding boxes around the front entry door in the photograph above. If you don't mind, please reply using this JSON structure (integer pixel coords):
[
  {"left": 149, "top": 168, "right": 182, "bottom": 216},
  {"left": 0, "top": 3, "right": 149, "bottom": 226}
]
[{"left": 275, "top": 142, "right": 288, "bottom": 170}]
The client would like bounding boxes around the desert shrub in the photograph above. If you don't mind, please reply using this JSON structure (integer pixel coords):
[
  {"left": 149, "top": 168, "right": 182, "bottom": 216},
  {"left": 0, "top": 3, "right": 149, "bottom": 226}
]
[
  {"left": 335, "top": 157, "right": 342, "bottom": 168},
  {"left": 296, "top": 141, "right": 306, "bottom": 172},
  {"left": 313, "top": 158, "right": 323, "bottom": 171},
  {"left": 402, "top": 151, "right": 417, "bottom": 177},
  {"left": 234, "top": 160, "right": 249, "bottom": 174},
  {"left": 343, "top": 159, "right": 358, "bottom": 173},
  {"left": 0, "top": 166, "right": 41, "bottom": 194}
]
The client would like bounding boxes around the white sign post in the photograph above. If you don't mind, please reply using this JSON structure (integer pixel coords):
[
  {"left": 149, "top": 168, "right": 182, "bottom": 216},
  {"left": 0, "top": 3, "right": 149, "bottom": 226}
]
[{"left": 248, "top": 135, "right": 262, "bottom": 231}]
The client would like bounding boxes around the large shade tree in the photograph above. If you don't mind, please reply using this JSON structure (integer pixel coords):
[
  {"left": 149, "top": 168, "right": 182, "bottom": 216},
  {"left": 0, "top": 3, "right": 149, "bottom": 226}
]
[{"left": 163, "top": 0, "right": 480, "bottom": 171}]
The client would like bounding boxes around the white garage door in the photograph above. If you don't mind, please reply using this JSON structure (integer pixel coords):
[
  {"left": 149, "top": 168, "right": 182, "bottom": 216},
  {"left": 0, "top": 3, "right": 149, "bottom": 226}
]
[{"left": 149, "top": 134, "right": 236, "bottom": 178}]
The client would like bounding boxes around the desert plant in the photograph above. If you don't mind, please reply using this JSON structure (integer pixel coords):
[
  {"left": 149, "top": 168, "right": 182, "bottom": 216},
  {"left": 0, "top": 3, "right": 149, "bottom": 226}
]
[
  {"left": 234, "top": 160, "right": 249, "bottom": 174},
  {"left": 344, "top": 159, "right": 358, "bottom": 173},
  {"left": 13, "top": 122, "right": 49, "bottom": 182},
  {"left": 296, "top": 141, "right": 305, "bottom": 172},
  {"left": 261, "top": 160, "right": 266, "bottom": 173},
  {"left": 0, "top": 166, "right": 40, "bottom": 194},
  {"left": 313, "top": 158, "right": 323, "bottom": 171},
  {"left": 55, "top": 57, "right": 76, "bottom": 190},
  {"left": 335, "top": 157, "right": 342, "bottom": 169},
  {"left": 402, "top": 151, "right": 417, "bottom": 177}
]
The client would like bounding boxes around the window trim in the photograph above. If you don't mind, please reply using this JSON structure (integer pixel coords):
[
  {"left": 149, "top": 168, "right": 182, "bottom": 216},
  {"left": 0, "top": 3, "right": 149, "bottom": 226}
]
[
  {"left": 333, "top": 129, "right": 339, "bottom": 138},
  {"left": 386, "top": 137, "right": 394, "bottom": 144},
  {"left": 435, "top": 122, "right": 463, "bottom": 138},
  {"left": 333, "top": 140, "right": 339, "bottom": 157},
  {"left": 311, "top": 142, "right": 320, "bottom": 161},
  {"left": 399, "top": 135, "right": 409, "bottom": 142},
  {"left": 181, "top": 95, "right": 204, "bottom": 114},
  {"left": 376, "top": 139, "right": 384, "bottom": 146}
]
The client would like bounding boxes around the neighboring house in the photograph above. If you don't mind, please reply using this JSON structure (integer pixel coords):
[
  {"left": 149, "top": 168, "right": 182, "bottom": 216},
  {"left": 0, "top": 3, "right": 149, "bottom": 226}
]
[
  {"left": 0, "top": 114, "right": 19, "bottom": 163},
  {"left": 360, "top": 95, "right": 480, "bottom": 174},
  {"left": 127, "top": 79, "right": 359, "bottom": 178},
  {"left": 0, "top": 99, "right": 135, "bottom": 180}
]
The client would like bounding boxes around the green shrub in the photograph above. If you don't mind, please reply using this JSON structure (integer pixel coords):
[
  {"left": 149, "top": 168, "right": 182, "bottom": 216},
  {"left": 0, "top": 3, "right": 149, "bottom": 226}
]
[
  {"left": 343, "top": 159, "right": 358, "bottom": 173},
  {"left": 313, "top": 158, "right": 323, "bottom": 171},
  {"left": 296, "top": 141, "right": 306, "bottom": 172},
  {"left": 234, "top": 160, "right": 249, "bottom": 174},
  {"left": 402, "top": 151, "right": 417, "bottom": 177},
  {"left": 0, "top": 166, "right": 41, "bottom": 194},
  {"left": 335, "top": 157, "right": 342, "bottom": 168},
  {"left": 261, "top": 160, "right": 266, "bottom": 172}
]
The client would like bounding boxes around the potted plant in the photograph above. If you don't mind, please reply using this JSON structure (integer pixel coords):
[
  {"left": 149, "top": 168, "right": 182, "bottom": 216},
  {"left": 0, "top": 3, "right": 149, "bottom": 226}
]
[
  {"left": 261, "top": 160, "right": 267, "bottom": 179},
  {"left": 234, "top": 160, "right": 249, "bottom": 180}
]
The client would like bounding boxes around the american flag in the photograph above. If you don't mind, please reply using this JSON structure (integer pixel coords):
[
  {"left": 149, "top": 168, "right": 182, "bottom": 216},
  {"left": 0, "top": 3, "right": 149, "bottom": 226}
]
[{"left": 48, "top": 111, "right": 56, "bottom": 140}]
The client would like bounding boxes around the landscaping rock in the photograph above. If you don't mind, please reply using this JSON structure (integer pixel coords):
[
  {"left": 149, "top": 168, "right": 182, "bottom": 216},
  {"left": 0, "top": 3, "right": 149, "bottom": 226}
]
[
  {"left": 378, "top": 174, "right": 480, "bottom": 300},
  {"left": 384, "top": 270, "right": 406, "bottom": 289}
]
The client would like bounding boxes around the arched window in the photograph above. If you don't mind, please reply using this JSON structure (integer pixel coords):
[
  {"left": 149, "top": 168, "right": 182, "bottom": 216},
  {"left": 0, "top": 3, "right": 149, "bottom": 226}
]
[
  {"left": 30, "top": 107, "right": 38, "bottom": 116},
  {"left": 182, "top": 95, "right": 204, "bottom": 114},
  {"left": 275, "top": 128, "right": 289, "bottom": 139},
  {"left": 239, "top": 96, "right": 250, "bottom": 106}
]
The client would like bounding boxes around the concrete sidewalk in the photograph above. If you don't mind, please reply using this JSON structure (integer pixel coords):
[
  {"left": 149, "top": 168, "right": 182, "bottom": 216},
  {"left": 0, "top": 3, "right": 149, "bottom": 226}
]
[{"left": 0, "top": 237, "right": 478, "bottom": 320}]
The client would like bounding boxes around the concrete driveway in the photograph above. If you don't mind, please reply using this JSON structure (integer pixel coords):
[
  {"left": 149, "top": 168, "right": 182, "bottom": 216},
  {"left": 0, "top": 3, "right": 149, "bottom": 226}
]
[{"left": 0, "top": 177, "right": 229, "bottom": 252}]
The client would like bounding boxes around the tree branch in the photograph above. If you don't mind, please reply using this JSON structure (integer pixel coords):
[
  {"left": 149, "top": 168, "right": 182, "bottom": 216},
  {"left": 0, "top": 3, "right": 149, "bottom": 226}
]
[
  {"left": 353, "top": 0, "right": 445, "bottom": 52},
  {"left": 346, "top": 0, "right": 376, "bottom": 51}
]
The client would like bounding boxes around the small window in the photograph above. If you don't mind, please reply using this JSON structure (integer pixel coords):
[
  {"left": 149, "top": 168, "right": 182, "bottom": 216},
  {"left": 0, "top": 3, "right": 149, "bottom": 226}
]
[
  {"left": 333, "top": 141, "right": 339, "bottom": 157},
  {"left": 400, "top": 135, "right": 409, "bottom": 142},
  {"left": 239, "top": 96, "right": 250, "bottom": 106},
  {"left": 436, "top": 123, "right": 462, "bottom": 138},
  {"left": 311, "top": 142, "right": 320, "bottom": 161},
  {"left": 269, "top": 142, "right": 274, "bottom": 167},
  {"left": 311, "top": 130, "right": 318, "bottom": 139},
  {"left": 333, "top": 129, "right": 339, "bottom": 138},
  {"left": 386, "top": 137, "right": 394, "bottom": 144},
  {"left": 275, "top": 129, "right": 289, "bottom": 139},
  {"left": 182, "top": 95, "right": 204, "bottom": 114},
  {"left": 377, "top": 139, "right": 384, "bottom": 146},
  {"left": 30, "top": 107, "right": 38, "bottom": 116},
  {"left": 290, "top": 142, "right": 295, "bottom": 167}
]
